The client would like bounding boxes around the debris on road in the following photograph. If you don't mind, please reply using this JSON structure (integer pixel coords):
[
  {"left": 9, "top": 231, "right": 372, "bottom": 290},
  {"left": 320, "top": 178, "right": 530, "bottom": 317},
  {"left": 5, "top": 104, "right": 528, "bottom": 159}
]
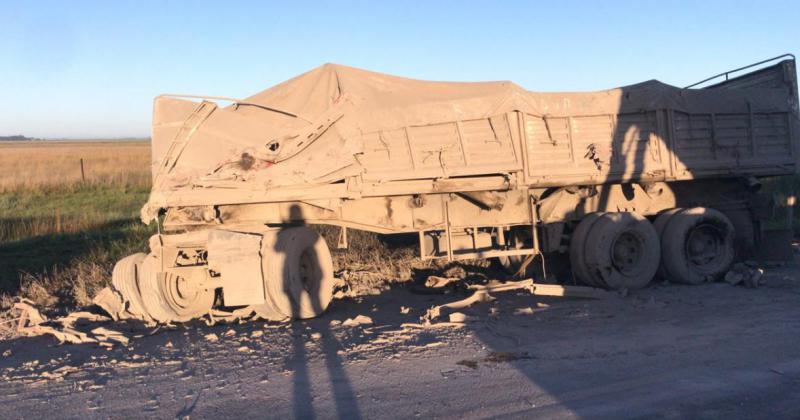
[
  {"left": 448, "top": 312, "right": 478, "bottom": 323},
  {"left": 422, "top": 279, "right": 612, "bottom": 324},
  {"left": 5, "top": 298, "right": 132, "bottom": 347},
  {"left": 468, "top": 279, "right": 615, "bottom": 299},
  {"left": 425, "top": 276, "right": 461, "bottom": 289},
  {"left": 423, "top": 290, "right": 494, "bottom": 323},
  {"left": 90, "top": 327, "right": 130, "bottom": 347},
  {"left": 724, "top": 263, "right": 766, "bottom": 288},
  {"left": 342, "top": 315, "right": 374, "bottom": 327},
  {"left": 92, "top": 287, "right": 125, "bottom": 321},
  {"left": 513, "top": 307, "right": 536, "bottom": 316},
  {"left": 12, "top": 299, "right": 47, "bottom": 331}
]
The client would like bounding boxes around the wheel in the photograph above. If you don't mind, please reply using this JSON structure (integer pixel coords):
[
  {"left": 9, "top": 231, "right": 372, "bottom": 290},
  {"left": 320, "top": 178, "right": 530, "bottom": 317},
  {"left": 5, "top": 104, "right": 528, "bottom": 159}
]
[
  {"left": 660, "top": 207, "right": 735, "bottom": 285},
  {"left": 653, "top": 208, "right": 684, "bottom": 280},
  {"left": 582, "top": 212, "right": 660, "bottom": 290},
  {"left": 569, "top": 213, "right": 604, "bottom": 286},
  {"left": 111, "top": 253, "right": 150, "bottom": 320},
  {"left": 137, "top": 254, "right": 216, "bottom": 323},
  {"left": 261, "top": 227, "right": 335, "bottom": 319},
  {"left": 497, "top": 227, "right": 533, "bottom": 276}
]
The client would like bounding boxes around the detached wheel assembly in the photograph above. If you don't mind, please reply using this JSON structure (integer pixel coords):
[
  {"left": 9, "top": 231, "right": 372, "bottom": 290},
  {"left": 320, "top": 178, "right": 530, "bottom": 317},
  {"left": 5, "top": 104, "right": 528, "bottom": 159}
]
[
  {"left": 658, "top": 207, "right": 735, "bottom": 284},
  {"left": 261, "top": 227, "right": 335, "bottom": 319},
  {"left": 111, "top": 252, "right": 215, "bottom": 323},
  {"left": 570, "top": 212, "right": 660, "bottom": 290},
  {"left": 137, "top": 254, "right": 216, "bottom": 322}
]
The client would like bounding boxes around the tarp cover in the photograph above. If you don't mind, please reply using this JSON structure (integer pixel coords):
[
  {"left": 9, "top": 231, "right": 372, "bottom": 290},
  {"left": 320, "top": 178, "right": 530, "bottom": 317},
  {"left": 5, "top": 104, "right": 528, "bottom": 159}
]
[{"left": 146, "top": 63, "right": 797, "bottom": 212}]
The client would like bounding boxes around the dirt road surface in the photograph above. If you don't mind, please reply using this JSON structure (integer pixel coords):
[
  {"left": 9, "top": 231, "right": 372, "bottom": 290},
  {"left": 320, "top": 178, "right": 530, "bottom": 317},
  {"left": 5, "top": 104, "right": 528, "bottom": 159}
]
[{"left": 2, "top": 263, "right": 800, "bottom": 419}]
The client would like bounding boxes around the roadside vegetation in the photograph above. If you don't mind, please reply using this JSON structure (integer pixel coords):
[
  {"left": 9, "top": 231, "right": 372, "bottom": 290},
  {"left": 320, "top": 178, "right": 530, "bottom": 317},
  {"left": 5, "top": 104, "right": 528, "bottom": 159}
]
[{"left": 0, "top": 141, "right": 153, "bottom": 310}]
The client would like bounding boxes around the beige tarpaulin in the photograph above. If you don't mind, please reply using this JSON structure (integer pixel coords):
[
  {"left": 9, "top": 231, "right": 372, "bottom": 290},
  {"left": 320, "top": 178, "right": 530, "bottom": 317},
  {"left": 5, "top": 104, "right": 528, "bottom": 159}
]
[{"left": 144, "top": 63, "right": 797, "bottom": 221}]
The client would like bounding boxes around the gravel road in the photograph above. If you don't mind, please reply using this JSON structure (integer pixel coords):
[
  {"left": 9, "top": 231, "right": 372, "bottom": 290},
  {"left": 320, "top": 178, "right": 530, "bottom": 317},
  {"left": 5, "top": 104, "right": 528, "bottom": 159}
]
[{"left": 2, "top": 263, "right": 800, "bottom": 419}]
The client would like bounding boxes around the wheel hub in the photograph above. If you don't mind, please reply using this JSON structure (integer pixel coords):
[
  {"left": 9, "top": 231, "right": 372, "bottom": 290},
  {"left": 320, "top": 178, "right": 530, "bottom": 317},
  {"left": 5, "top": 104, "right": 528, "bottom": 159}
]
[
  {"left": 686, "top": 224, "right": 723, "bottom": 266},
  {"left": 611, "top": 231, "right": 644, "bottom": 274},
  {"left": 164, "top": 273, "right": 202, "bottom": 310}
]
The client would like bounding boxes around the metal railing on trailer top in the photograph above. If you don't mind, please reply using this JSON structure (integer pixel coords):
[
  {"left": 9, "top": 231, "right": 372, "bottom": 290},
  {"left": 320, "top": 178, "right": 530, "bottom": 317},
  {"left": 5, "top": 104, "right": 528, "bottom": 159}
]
[{"left": 684, "top": 53, "right": 796, "bottom": 89}]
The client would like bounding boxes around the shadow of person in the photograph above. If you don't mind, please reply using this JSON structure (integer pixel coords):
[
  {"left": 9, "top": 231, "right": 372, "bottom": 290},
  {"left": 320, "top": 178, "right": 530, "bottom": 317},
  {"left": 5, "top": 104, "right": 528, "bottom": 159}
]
[{"left": 282, "top": 204, "right": 361, "bottom": 419}]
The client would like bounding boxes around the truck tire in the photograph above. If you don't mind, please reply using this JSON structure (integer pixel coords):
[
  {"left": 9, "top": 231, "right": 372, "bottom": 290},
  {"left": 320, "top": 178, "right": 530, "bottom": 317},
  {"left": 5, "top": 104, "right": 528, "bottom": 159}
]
[
  {"left": 111, "top": 253, "right": 150, "bottom": 320},
  {"left": 582, "top": 212, "right": 660, "bottom": 290},
  {"left": 653, "top": 208, "right": 684, "bottom": 280},
  {"left": 261, "top": 227, "right": 335, "bottom": 319},
  {"left": 569, "top": 213, "right": 604, "bottom": 287},
  {"left": 659, "top": 207, "right": 735, "bottom": 285},
  {"left": 137, "top": 253, "right": 216, "bottom": 323}
]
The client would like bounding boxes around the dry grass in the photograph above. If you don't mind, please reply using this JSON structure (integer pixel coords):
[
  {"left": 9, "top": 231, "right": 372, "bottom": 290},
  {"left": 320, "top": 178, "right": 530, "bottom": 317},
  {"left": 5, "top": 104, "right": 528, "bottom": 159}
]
[
  {"left": 0, "top": 140, "right": 154, "bottom": 310},
  {"left": 0, "top": 140, "right": 151, "bottom": 192}
]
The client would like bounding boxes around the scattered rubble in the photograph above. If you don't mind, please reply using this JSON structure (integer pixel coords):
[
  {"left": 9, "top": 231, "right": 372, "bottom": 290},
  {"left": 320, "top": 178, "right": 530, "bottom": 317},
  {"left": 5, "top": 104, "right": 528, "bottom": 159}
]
[
  {"left": 513, "top": 307, "right": 535, "bottom": 316},
  {"left": 423, "top": 291, "right": 495, "bottom": 323},
  {"left": 342, "top": 315, "right": 374, "bottom": 327},
  {"left": 448, "top": 312, "right": 479, "bottom": 323},
  {"left": 6, "top": 300, "right": 130, "bottom": 347},
  {"left": 724, "top": 263, "right": 766, "bottom": 288},
  {"left": 422, "top": 279, "right": 611, "bottom": 324},
  {"left": 425, "top": 276, "right": 461, "bottom": 289}
]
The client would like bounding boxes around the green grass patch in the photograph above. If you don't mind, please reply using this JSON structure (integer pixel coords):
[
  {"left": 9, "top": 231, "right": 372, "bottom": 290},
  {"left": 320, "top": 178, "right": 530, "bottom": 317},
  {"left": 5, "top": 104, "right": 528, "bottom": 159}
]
[{"left": 0, "top": 184, "right": 154, "bottom": 308}]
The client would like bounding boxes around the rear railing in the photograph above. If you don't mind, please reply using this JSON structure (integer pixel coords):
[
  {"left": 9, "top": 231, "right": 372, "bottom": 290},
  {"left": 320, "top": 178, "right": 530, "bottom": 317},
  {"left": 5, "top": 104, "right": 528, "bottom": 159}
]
[{"left": 684, "top": 53, "right": 795, "bottom": 89}]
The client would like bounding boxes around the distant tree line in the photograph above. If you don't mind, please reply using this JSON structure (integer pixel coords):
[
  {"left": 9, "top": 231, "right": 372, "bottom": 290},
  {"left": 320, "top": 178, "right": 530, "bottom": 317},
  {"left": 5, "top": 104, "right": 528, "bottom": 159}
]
[{"left": 0, "top": 135, "right": 40, "bottom": 141}]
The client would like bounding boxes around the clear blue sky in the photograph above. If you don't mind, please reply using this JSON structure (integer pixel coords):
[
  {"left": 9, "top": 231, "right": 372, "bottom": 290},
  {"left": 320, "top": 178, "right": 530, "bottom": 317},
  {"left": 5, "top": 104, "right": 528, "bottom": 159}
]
[{"left": 1, "top": 0, "right": 798, "bottom": 138}]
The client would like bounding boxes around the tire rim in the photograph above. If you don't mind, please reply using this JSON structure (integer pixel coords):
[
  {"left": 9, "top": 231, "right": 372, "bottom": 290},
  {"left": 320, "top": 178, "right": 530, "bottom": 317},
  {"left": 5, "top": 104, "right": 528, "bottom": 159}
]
[
  {"left": 685, "top": 223, "right": 724, "bottom": 267},
  {"left": 610, "top": 231, "right": 645, "bottom": 275},
  {"left": 163, "top": 272, "right": 206, "bottom": 313}
]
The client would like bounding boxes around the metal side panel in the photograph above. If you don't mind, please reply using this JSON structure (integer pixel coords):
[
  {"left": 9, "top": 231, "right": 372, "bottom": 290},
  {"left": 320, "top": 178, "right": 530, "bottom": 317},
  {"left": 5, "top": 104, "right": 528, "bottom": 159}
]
[
  {"left": 671, "top": 111, "right": 794, "bottom": 176},
  {"left": 206, "top": 230, "right": 266, "bottom": 306},
  {"left": 524, "top": 111, "right": 667, "bottom": 185},
  {"left": 358, "top": 113, "right": 522, "bottom": 181}
]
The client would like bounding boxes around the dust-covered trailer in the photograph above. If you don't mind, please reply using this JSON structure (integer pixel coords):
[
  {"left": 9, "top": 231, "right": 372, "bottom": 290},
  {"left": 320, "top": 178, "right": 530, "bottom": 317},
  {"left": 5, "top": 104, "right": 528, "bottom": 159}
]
[{"left": 114, "top": 55, "right": 799, "bottom": 322}]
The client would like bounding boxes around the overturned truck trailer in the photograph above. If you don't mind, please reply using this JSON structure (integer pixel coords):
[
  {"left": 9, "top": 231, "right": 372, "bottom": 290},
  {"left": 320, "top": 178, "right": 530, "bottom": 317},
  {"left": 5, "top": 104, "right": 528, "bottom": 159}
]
[{"left": 115, "top": 55, "right": 799, "bottom": 322}]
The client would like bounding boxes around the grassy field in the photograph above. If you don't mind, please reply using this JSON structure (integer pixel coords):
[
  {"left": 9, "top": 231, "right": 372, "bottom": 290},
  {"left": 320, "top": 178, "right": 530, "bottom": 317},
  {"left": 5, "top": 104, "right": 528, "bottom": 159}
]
[
  {"left": 0, "top": 141, "right": 154, "bottom": 309},
  {"left": 0, "top": 141, "right": 150, "bottom": 192}
]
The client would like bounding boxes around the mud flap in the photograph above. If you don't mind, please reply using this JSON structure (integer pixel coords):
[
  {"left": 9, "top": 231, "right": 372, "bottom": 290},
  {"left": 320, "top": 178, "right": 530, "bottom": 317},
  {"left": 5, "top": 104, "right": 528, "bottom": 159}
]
[{"left": 206, "top": 230, "right": 266, "bottom": 306}]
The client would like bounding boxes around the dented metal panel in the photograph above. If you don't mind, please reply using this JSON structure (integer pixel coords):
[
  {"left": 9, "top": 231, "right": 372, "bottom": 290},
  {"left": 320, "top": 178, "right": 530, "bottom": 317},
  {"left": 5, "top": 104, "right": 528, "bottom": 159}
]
[
  {"left": 358, "top": 113, "right": 521, "bottom": 181},
  {"left": 525, "top": 111, "right": 668, "bottom": 185}
]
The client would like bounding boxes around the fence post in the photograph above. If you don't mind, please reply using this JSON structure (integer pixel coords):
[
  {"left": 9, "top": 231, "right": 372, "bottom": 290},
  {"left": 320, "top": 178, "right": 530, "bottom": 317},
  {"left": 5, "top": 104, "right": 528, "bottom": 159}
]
[{"left": 80, "top": 158, "right": 86, "bottom": 183}]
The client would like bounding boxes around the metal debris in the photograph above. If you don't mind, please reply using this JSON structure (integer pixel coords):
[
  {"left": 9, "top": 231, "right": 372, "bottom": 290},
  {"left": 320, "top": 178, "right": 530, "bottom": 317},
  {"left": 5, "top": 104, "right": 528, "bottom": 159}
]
[
  {"left": 12, "top": 299, "right": 47, "bottom": 331},
  {"left": 724, "top": 263, "right": 766, "bottom": 288},
  {"left": 448, "top": 312, "right": 479, "bottom": 323},
  {"left": 423, "top": 279, "right": 612, "bottom": 324},
  {"left": 342, "top": 315, "right": 374, "bottom": 327},
  {"left": 425, "top": 276, "right": 461, "bottom": 289}
]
